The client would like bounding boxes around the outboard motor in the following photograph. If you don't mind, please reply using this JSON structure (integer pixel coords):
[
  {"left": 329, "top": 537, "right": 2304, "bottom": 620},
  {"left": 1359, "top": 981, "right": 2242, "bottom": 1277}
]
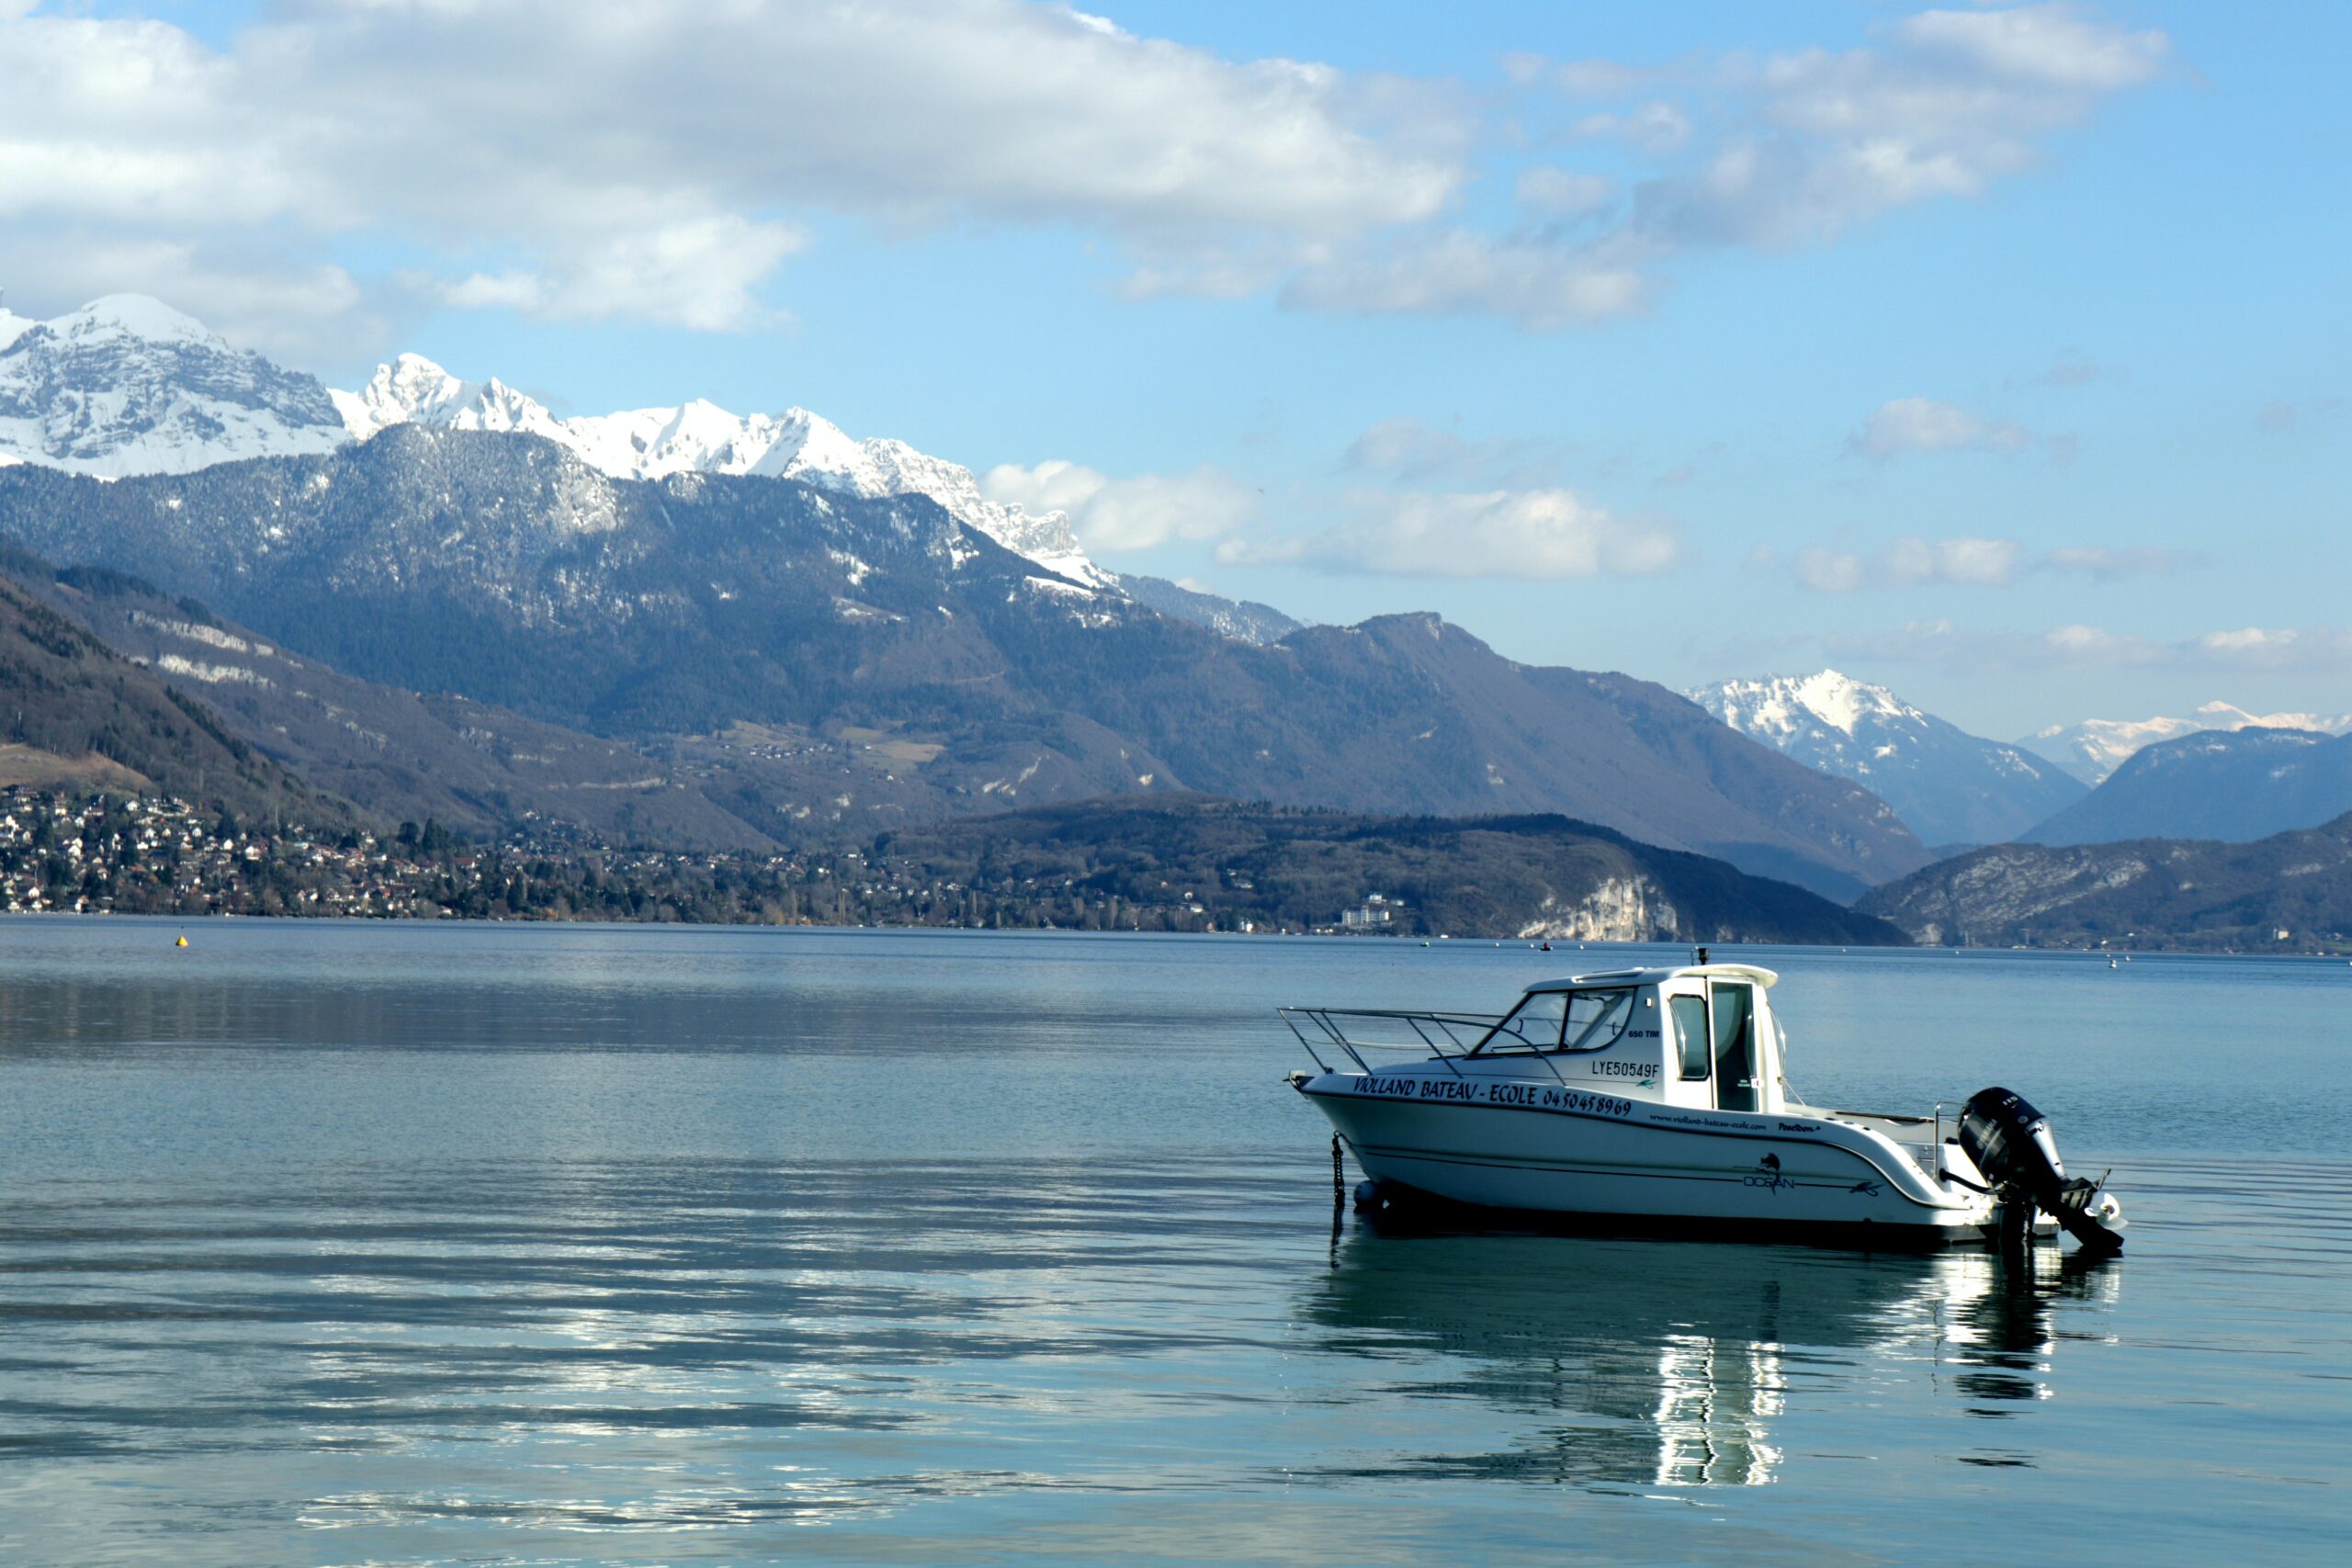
[{"left": 1960, "top": 1088, "right": 2125, "bottom": 1253}]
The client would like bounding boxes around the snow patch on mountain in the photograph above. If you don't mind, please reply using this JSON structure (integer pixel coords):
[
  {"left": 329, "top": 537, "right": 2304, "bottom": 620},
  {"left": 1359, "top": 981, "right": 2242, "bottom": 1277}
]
[
  {"left": 0, "top": 307, "right": 39, "bottom": 355},
  {"left": 1692, "top": 670, "right": 2085, "bottom": 846},
  {"left": 2022, "top": 701, "right": 2352, "bottom": 784},
  {"left": 0, "top": 298, "right": 1109, "bottom": 589},
  {"left": 0, "top": 295, "right": 1350, "bottom": 646},
  {"left": 334, "top": 352, "right": 1109, "bottom": 587},
  {"left": 0, "top": 296, "right": 348, "bottom": 478},
  {"left": 1702, "top": 669, "right": 1909, "bottom": 747}
]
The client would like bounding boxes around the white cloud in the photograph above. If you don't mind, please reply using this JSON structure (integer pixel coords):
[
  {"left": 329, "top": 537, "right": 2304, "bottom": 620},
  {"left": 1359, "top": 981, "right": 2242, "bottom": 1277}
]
[
  {"left": 438, "top": 219, "right": 808, "bottom": 331},
  {"left": 1574, "top": 101, "right": 1693, "bottom": 153},
  {"left": 0, "top": 0, "right": 1464, "bottom": 349},
  {"left": 2039, "top": 545, "right": 2194, "bottom": 580},
  {"left": 1849, "top": 397, "right": 2039, "bottom": 457},
  {"left": 979, "top": 459, "right": 1256, "bottom": 553},
  {"left": 1643, "top": 5, "right": 2171, "bottom": 250},
  {"left": 1340, "top": 416, "right": 1566, "bottom": 487},
  {"left": 1797, "top": 536, "right": 2019, "bottom": 588},
  {"left": 1296, "top": 4, "right": 2170, "bottom": 329},
  {"left": 0, "top": 2, "right": 2177, "bottom": 345},
  {"left": 1515, "top": 167, "right": 1615, "bottom": 219},
  {"left": 1281, "top": 230, "right": 1652, "bottom": 331},
  {"left": 1223, "top": 487, "right": 1675, "bottom": 580},
  {"left": 1789, "top": 535, "right": 2189, "bottom": 592},
  {"left": 1897, "top": 5, "right": 2170, "bottom": 90},
  {"left": 1544, "top": 59, "right": 1660, "bottom": 99},
  {"left": 0, "top": 231, "right": 378, "bottom": 362},
  {"left": 1823, "top": 619, "right": 2352, "bottom": 675}
]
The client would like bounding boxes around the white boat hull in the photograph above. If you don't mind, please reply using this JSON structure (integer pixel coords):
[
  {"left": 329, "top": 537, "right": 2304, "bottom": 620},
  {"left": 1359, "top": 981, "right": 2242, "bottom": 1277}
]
[{"left": 1298, "top": 1069, "right": 1996, "bottom": 1242}]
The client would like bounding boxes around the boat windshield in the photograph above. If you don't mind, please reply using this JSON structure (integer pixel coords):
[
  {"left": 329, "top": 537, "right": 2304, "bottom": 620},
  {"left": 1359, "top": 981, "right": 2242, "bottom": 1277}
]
[{"left": 1475, "top": 987, "right": 1635, "bottom": 1054}]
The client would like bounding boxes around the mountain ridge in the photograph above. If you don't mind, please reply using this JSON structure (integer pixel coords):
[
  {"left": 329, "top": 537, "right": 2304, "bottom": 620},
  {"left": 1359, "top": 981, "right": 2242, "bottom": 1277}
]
[
  {"left": 867, "top": 794, "right": 1911, "bottom": 946},
  {"left": 1860, "top": 810, "right": 2352, "bottom": 953},
  {"left": 1690, "top": 668, "right": 2084, "bottom": 846},
  {"left": 0, "top": 427, "right": 1930, "bottom": 897},
  {"left": 2018, "top": 725, "right": 2352, "bottom": 847},
  {"left": 0, "top": 560, "right": 351, "bottom": 829},
  {"left": 0, "top": 293, "right": 1316, "bottom": 647},
  {"left": 2021, "top": 701, "right": 2352, "bottom": 784}
]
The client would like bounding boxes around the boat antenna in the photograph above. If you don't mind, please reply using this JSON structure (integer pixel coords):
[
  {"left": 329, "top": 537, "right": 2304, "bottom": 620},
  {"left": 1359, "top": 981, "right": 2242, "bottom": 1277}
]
[{"left": 1694, "top": 945, "right": 1710, "bottom": 966}]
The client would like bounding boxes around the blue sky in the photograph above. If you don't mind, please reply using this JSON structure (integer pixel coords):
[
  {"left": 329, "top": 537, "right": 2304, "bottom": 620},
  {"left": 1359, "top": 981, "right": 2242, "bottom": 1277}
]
[{"left": 5, "top": 2, "right": 2346, "bottom": 740}]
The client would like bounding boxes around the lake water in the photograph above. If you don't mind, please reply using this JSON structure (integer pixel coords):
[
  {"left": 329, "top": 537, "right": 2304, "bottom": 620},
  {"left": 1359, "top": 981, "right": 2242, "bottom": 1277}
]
[{"left": 1, "top": 919, "right": 2346, "bottom": 1565}]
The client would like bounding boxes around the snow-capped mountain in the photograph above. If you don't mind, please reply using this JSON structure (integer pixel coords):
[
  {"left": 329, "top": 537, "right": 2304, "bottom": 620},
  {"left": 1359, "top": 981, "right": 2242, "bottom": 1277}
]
[
  {"left": 332, "top": 354, "right": 1108, "bottom": 586},
  {"left": 0, "top": 430, "right": 1929, "bottom": 897},
  {"left": 0, "top": 295, "right": 1106, "bottom": 587},
  {"left": 2020, "top": 702, "right": 2352, "bottom": 785},
  {"left": 1691, "top": 669, "right": 2086, "bottom": 847},
  {"left": 0, "top": 296, "right": 348, "bottom": 477},
  {"left": 2018, "top": 726, "right": 2352, "bottom": 846}
]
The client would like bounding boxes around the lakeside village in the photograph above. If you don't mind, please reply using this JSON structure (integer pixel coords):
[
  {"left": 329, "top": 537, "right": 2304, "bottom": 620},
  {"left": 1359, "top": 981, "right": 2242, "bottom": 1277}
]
[{"left": 0, "top": 786, "right": 1400, "bottom": 934}]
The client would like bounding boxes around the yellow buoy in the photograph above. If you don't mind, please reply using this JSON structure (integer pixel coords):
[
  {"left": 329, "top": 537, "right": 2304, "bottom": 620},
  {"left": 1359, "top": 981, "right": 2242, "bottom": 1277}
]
[{"left": 175, "top": 934, "right": 188, "bottom": 948}]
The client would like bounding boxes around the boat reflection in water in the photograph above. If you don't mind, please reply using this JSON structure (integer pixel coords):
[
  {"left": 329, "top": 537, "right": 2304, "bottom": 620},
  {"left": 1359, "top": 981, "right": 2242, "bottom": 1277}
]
[{"left": 1300, "top": 1222, "right": 2121, "bottom": 1489}]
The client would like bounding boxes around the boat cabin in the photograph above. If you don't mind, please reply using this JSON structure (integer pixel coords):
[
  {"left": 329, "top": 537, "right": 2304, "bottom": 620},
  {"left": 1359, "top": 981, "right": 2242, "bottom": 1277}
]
[{"left": 1458, "top": 964, "right": 1785, "bottom": 1114}]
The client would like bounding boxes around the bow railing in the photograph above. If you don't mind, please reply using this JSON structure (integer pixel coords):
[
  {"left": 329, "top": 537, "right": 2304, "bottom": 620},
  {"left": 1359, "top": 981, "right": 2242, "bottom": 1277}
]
[{"left": 1278, "top": 1006, "right": 1524, "bottom": 1077}]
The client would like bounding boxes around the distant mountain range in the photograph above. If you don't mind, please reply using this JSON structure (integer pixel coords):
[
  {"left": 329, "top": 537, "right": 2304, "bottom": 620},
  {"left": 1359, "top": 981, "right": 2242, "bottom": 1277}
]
[
  {"left": 0, "top": 412, "right": 1928, "bottom": 897},
  {"left": 1690, "top": 669, "right": 2084, "bottom": 847},
  {"left": 1860, "top": 810, "right": 2352, "bottom": 953},
  {"left": 2018, "top": 726, "right": 2352, "bottom": 847},
  {"left": 0, "top": 294, "right": 1276, "bottom": 648},
  {"left": 2020, "top": 701, "right": 2352, "bottom": 785},
  {"left": 18, "top": 288, "right": 2346, "bottom": 947}
]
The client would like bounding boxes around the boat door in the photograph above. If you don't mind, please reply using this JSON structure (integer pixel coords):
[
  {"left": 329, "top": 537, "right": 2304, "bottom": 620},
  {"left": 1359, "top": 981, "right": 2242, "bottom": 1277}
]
[
  {"left": 1666, "top": 980, "right": 1763, "bottom": 1112},
  {"left": 1710, "top": 981, "right": 1759, "bottom": 1112}
]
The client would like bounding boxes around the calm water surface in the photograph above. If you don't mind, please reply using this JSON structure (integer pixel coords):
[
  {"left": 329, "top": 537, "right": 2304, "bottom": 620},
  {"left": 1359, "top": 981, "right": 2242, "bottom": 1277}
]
[{"left": 0, "top": 919, "right": 2346, "bottom": 1564}]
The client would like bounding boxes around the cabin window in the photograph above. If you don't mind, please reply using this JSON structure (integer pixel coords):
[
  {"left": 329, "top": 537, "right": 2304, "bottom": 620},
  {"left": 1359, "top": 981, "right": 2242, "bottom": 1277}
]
[
  {"left": 1474, "top": 987, "right": 1637, "bottom": 1054},
  {"left": 1478, "top": 989, "right": 1567, "bottom": 1052},
  {"left": 1669, "top": 995, "right": 1710, "bottom": 1079},
  {"left": 1560, "top": 988, "right": 1634, "bottom": 1053}
]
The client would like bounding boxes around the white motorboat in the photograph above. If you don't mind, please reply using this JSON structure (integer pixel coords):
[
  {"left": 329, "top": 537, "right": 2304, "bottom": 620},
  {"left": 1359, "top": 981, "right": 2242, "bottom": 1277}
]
[{"left": 1284, "top": 959, "right": 2125, "bottom": 1250}]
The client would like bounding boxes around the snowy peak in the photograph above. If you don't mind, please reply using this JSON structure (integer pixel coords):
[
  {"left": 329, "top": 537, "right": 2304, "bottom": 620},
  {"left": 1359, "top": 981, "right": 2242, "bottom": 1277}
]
[
  {"left": 750, "top": 407, "right": 871, "bottom": 485},
  {"left": 2023, "top": 703, "right": 2352, "bottom": 784},
  {"left": 2018, "top": 724, "right": 2352, "bottom": 847},
  {"left": 1692, "top": 669, "right": 2085, "bottom": 847},
  {"left": 1703, "top": 669, "right": 1913, "bottom": 742},
  {"left": 327, "top": 351, "right": 1111, "bottom": 586},
  {"left": 0, "top": 294, "right": 346, "bottom": 478},
  {"left": 0, "top": 291, "right": 1209, "bottom": 607},
  {"left": 332, "top": 354, "right": 571, "bottom": 446},
  {"left": 56, "top": 294, "right": 219, "bottom": 347}
]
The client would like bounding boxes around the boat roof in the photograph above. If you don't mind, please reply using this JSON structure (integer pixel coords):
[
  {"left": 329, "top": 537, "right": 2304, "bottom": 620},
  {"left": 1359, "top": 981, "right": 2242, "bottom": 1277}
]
[{"left": 1523, "top": 964, "right": 1779, "bottom": 992}]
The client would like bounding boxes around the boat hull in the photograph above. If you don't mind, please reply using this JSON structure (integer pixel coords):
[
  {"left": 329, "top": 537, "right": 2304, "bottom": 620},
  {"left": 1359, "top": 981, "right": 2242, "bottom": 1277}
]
[{"left": 1299, "top": 1071, "right": 1996, "bottom": 1242}]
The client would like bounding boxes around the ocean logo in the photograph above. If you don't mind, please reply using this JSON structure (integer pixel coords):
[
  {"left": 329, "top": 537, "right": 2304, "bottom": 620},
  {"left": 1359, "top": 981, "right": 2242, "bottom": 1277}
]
[{"left": 1742, "top": 1152, "right": 1796, "bottom": 1193}]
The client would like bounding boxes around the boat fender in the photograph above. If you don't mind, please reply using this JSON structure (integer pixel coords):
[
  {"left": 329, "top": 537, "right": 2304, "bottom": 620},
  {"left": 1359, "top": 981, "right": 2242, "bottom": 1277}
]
[{"left": 1351, "top": 1179, "right": 1384, "bottom": 1212}]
